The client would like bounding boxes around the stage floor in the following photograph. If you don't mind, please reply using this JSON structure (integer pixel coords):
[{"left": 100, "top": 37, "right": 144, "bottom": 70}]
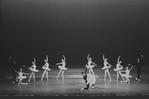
[{"left": 0, "top": 66, "right": 149, "bottom": 97}]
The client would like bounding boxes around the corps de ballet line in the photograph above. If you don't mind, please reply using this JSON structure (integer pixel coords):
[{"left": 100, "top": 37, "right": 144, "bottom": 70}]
[{"left": 9, "top": 54, "right": 144, "bottom": 90}]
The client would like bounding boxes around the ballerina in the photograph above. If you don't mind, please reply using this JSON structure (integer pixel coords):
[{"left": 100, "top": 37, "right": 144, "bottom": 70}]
[
  {"left": 41, "top": 55, "right": 51, "bottom": 81},
  {"left": 86, "top": 54, "right": 97, "bottom": 75},
  {"left": 102, "top": 54, "right": 112, "bottom": 80},
  {"left": 56, "top": 55, "right": 67, "bottom": 79},
  {"left": 120, "top": 65, "right": 133, "bottom": 84},
  {"left": 28, "top": 58, "right": 39, "bottom": 82},
  {"left": 113, "top": 56, "right": 124, "bottom": 81},
  {"left": 14, "top": 68, "right": 30, "bottom": 86}
]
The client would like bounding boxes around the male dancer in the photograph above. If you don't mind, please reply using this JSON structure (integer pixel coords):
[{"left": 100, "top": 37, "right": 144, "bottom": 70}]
[
  {"left": 130, "top": 55, "right": 144, "bottom": 81},
  {"left": 9, "top": 56, "right": 17, "bottom": 83}
]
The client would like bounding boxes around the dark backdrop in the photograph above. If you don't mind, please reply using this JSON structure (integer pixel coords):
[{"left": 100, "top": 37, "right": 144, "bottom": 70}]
[{"left": 1, "top": 0, "right": 149, "bottom": 67}]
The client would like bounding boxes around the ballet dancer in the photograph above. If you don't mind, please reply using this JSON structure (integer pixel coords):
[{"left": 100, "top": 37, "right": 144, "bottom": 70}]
[
  {"left": 28, "top": 58, "right": 39, "bottom": 82},
  {"left": 130, "top": 55, "right": 144, "bottom": 81},
  {"left": 86, "top": 54, "right": 97, "bottom": 75},
  {"left": 9, "top": 56, "right": 17, "bottom": 83},
  {"left": 80, "top": 69, "right": 96, "bottom": 90},
  {"left": 41, "top": 55, "right": 51, "bottom": 81},
  {"left": 102, "top": 54, "right": 112, "bottom": 80},
  {"left": 56, "top": 55, "right": 67, "bottom": 79},
  {"left": 14, "top": 68, "right": 30, "bottom": 86},
  {"left": 114, "top": 56, "right": 124, "bottom": 81},
  {"left": 120, "top": 65, "right": 133, "bottom": 84}
]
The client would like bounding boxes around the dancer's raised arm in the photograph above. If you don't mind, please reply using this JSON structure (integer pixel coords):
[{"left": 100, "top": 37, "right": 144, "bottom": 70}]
[
  {"left": 91, "top": 61, "right": 97, "bottom": 66},
  {"left": 87, "top": 54, "right": 90, "bottom": 61},
  {"left": 33, "top": 57, "right": 36, "bottom": 64},
  {"left": 63, "top": 55, "right": 66, "bottom": 61},
  {"left": 117, "top": 56, "right": 121, "bottom": 63},
  {"left": 46, "top": 55, "right": 48, "bottom": 61},
  {"left": 14, "top": 68, "right": 19, "bottom": 73},
  {"left": 56, "top": 62, "right": 62, "bottom": 65},
  {"left": 107, "top": 62, "right": 111, "bottom": 66},
  {"left": 23, "top": 72, "right": 31, "bottom": 75},
  {"left": 129, "top": 66, "right": 133, "bottom": 71},
  {"left": 103, "top": 54, "right": 105, "bottom": 60}
]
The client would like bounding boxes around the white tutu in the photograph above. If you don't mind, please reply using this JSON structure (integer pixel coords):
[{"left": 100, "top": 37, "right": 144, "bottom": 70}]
[
  {"left": 122, "top": 74, "right": 132, "bottom": 78},
  {"left": 114, "top": 67, "right": 123, "bottom": 71},
  {"left": 17, "top": 76, "right": 26, "bottom": 80},
  {"left": 102, "top": 66, "right": 111, "bottom": 70},
  {"left": 58, "top": 66, "right": 67, "bottom": 70},
  {"left": 42, "top": 67, "right": 51, "bottom": 71},
  {"left": 29, "top": 68, "right": 39, "bottom": 72},
  {"left": 86, "top": 65, "right": 95, "bottom": 69}
]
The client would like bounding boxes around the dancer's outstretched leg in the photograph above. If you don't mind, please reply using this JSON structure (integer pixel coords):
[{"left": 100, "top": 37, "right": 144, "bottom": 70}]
[{"left": 119, "top": 71, "right": 124, "bottom": 81}]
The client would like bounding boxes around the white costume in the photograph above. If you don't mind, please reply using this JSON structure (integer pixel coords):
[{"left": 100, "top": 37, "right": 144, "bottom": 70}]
[
  {"left": 86, "top": 54, "right": 97, "bottom": 75},
  {"left": 56, "top": 55, "right": 67, "bottom": 79},
  {"left": 41, "top": 55, "right": 51, "bottom": 81},
  {"left": 113, "top": 56, "right": 124, "bottom": 81},
  {"left": 120, "top": 65, "right": 133, "bottom": 84},
  {"left": 28, "top": 58, "right": 39, "bottom": 82},
  {"left": 15, "top": 68, "right": 29, "bottom": 86},
  {"left": 102, "top": 54, "right": 112, "bottom": 80}
]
